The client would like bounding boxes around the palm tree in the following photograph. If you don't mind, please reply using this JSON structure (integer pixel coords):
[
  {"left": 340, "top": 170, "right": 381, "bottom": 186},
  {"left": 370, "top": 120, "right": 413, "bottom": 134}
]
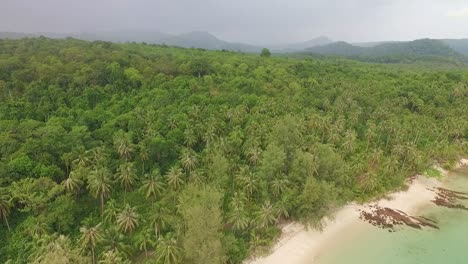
[
  {"left": 73, "top": 147, "right": 91, "bottom": 168},
  {"left": 115, "top": 162, "right": 137, "bottom": 199},
  {"left": 0, "top": 193, "right": 12, "bottom": 231},
  {"left": 141, "top": 170, "right": 165, "bottom": 204},
  {"left": 103, "top": 199, "right": 119, "bottom": 225},
  {"left": 88, "top": 168, "right": 113, "bottom": 219},
  {"left": 149, "top": 202, "right": 171, "bottom": 237},
  {"left": 101, "top": 227, "right": 132, "bottom": 256},
  {"left": 116, "top": 204, "right": 139, "bottom": 233},
  {"left": 228, "top": 207, "right": 249, "bottom": 231},
  {"left": 80, "top": 223, "right": 102, "bottom": 264},
  {"left": 255, "top": 201, "right": 276, "bottom": 228},
  {"left": 61, "top": 171, "right": 83, "bottom": 196},
  {"left": 25, "top": 219, "right": 49, "bottom": 238},
  {"left": 155, "top": 236, "right": 181, "bottom": 264},
  {"left": 179, "top": 148, "right": 198, "bottom": 173},
  {"left": 166, "top": 166, "right": 185, "bottom": 191},
  {"left": 359, "top": 172, "right": 379, "bottom": 193},
  {"left": 188, "top": 169, "right": 205, "bottom": 186},
  {"left": 341, "top": 129, "right": 356, "bottom": 154},
  {"left": 184, "top": 128, "right": 198, "bottom": 147},
  {"left": 136, "top": 229, "right": 156, "bottom": 258},
  {"left": 99, "top": 250, "right": 127, "bottom": 264},
  {"left": 237, "top": 171, "right": 258, "bottom": 198},
  {"left": 138, "top": 142, "right": 149, "bottom": 173},
  {"left": 270, "top": 177, "right": 289, "bottom": 197},
  {"left": 113, "top": 131, "right": 134, "bottom": 161},
  {"left": 274, "top": 196, "right": 290, "bottom": 220},
  {"left": 88, "top": 146, "right": 108, "bottom": 167},
  {"left": 246, "top": 147, "right": 261, "bottom": 166}
]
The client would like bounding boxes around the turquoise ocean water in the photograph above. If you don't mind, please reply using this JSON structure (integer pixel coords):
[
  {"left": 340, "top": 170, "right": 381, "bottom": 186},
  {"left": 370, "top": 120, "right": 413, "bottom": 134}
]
[{"left": 314, "top": 167, "right": 468, "bottom": 264}]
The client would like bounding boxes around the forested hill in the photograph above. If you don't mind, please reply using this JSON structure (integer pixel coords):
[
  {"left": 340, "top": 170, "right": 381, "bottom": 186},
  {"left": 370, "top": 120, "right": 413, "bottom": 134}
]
[
  {"left": 302, "top": 39, "right": 467, "bottom": 63},
  {"left": 0, "top": 37, "right": 467, "bottom": 263}
]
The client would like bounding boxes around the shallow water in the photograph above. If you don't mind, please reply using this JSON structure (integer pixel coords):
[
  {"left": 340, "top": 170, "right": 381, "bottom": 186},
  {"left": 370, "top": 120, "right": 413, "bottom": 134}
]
[{"left": 313, "top": 167, "right": 468, "bottom": 264}]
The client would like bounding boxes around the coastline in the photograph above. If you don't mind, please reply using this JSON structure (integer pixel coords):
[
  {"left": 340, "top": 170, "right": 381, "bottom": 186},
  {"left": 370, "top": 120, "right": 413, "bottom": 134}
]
[{"left": 245, "top": 158, "right": 468, "bottom": 264}]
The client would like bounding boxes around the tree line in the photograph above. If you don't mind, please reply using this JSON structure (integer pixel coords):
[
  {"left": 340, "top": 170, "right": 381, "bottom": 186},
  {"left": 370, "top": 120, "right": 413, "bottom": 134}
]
[{"left": 0, "top": 37, "right": 466, "bottom": 263}]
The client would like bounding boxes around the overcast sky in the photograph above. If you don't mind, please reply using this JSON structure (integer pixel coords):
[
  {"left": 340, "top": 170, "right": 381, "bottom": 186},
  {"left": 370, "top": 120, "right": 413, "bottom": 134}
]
[{"left": 1, "top": 0, "right": 468, "bottom": 45}]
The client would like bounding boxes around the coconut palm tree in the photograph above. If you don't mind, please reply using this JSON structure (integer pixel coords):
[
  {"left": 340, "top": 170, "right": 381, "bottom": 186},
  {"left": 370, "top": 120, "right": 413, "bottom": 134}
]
[
  {"left": 359, "top": 172, "right": 379, "bottom": 193},
  {"left": 103, "top": 199, "right": 119, "bottom": 225},
  {"left": 113, "top": 131, "right": 134, "bottom": 161},
  {"left": 183, "top": 128, "right": 198, "bottom": 147},
  {"left": 188, "top": 169, "right": 205, "bottom": 186},
  {"left": 61, "top": 171, "right": 83, "bottom": 196},
  {"left": 255, "top": 201, "right": 276, "bottom": 228},
  {"left": 179, "top": 148, "right": 198, "bottom": 173},
  {"left": 25, "top": 219, "right": 49, "bottom": 238},
  {"left": 99, "top": 249, "right": 127, "bottom": 264},
  {"left": 88, "top": 146, "right": 108, "bottom": 167},
  {"left": 237, "top": 171, "right": 258, "bottom": 199},
  {"left": 341, "top": 129, "right": 357, "bottom": 154},
  {"left": 80, "top": 223, "right": 102, "bottom": 264},
  {"left": 166, "top": 166, "right": 184, "bottom": 191},
  {"left": 136, "top": 228, "right": 156, "bottom": 258},
  {"left": 246, "top": 147, "right": 261, "bottom": 166},
  {"left": 115, "top": 162, "right": 137, "bottom": 199},
  {"left": 116, "top": 204, "right": 139, "bottom": 233},
  {"left": 138, "top": 142, "right": 149, "bottom": 172},
  {"left": 140, "top": 170, "right": 165, "bottom": 204},
  {"left": 228, "top": 207, "right": 249, "bottom": 231},
  {"left": 73, "top": 147, "right": 91, "bottom": 168},
  {"left": 88, "top": 168, "right": 113, "bottom": 219},
  {"left": 270, "top": 177, "right": 289, "bottom": 197},
  {"left": 0, "top": 193, "right": 12, "bottom": 231},
  {"left": 101, "top": 227, "right": 132, "bottom": 256},
  {"left": 274, "top": 196, "right": 291, "bottom": 220},
  {"left": 149, "top": 202, "right": 171, "bottom": 237},
  {"left": 155, "top": 236, "right": 181, "bottom": 264}
]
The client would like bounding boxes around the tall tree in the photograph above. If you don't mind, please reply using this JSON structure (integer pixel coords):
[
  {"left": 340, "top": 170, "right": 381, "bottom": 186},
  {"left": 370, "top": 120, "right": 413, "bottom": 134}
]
[
  {"left": 166, "top": 166, "right": 185, "bottom": 191},
  {"left": 88, "top": 168, "right": 113, "bottom": 219},
  {"left": 61, "top": 170, "right": 83, "bottom": 196},
  {"left": 113, "top": 130, "right": 134, "bottom": 161},
  {"left": 140, "top": 169, "right": 165, "bottom": 205},
  {"left": 155, "top": 236, "right": 181, "bottom": 264},
  {"left": 0, "top": 192, "right": 12, "bottom": 231},
  {"left": 179, "top": 185, "right": 225, "bottom": 264},
  {"left": 115, "top": 162, "right": 137, "bottom": 200},
  {"left": 80, "top": 224, "right": 103, "bottom": 264},
  {"left": 116, "top": 204, "right": 139, "bottom": 233}
]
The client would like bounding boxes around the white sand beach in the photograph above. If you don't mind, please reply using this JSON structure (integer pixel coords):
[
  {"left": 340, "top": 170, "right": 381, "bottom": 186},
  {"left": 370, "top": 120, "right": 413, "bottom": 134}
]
[{"left": 245, "top": 160, "right": 468, "bottom": 264}]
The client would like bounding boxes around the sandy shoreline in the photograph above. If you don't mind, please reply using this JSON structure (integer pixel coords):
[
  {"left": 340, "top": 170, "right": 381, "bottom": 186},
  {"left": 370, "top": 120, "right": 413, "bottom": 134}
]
[{"left": 245, "top": 159, "right": 468, "bottom": 264}]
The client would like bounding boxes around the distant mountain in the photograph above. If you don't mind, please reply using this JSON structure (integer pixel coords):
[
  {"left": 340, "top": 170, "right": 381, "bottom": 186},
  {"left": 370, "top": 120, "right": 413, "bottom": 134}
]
[
  {"left": 0, "top": 30, "right": 262, "bottom": 53},
  {"left": 0, "top": 30, "right": 172, "bottom": 43},
  {"left": 159, "top": 31, "right": 261, "bottom": 52},
  {"left": 272, "top": 36, "right": 333, "bottom": 52},
  {"left": 441, "top": 39, "right": 468, "bottom": 56},
  {"left": 303, "top": 39, "right": 466, "bottom": 63},
  {"left": 75, "top": 30, "right": 172, "bottom": 43},
  {"left": 352, "top": 39, "right": 468, "bottom": 56},
  {"left": 2, "top": 31, "right": 467, "bottom": 58}
]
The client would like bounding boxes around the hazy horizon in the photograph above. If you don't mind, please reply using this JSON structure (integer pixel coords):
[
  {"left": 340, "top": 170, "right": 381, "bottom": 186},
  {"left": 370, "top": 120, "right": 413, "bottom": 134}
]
[{"left": 1, "top": 0, "right": 468, "bottom": 45}]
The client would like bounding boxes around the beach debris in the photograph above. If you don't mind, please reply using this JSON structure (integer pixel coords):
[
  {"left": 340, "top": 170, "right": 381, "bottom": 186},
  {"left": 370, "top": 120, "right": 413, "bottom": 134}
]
[
  {"left": 431, "top": 187, "right": 468, "bottom": 210},
  {"left": 359, "top": 206, "right": 439, "bottom": 231}
]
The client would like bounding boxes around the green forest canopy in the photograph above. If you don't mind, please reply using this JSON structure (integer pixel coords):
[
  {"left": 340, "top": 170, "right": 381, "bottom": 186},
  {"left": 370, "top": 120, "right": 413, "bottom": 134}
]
[{"left": 0, "top": 37, "right": 467, "bottom": 263}]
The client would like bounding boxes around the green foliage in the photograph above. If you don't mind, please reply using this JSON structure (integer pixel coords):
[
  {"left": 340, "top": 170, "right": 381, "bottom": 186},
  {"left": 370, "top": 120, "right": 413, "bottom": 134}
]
[
  {"left": 260, "top": 48, "right": 271, "bottom": 57},
  {"left": 179, "top": 185, "right": 225, "bottom": 264},
  {"left": 0, "top": 37, "right": 466, "bottom": 263},
  {"left": 423, "top": 167, "right": 443, "bottom": 179}
]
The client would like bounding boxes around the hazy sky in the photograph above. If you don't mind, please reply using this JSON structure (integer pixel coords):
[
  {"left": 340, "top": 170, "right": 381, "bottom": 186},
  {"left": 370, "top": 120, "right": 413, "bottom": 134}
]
[{"left": 1, "top": 0, "right": 468, "bottom": 45}]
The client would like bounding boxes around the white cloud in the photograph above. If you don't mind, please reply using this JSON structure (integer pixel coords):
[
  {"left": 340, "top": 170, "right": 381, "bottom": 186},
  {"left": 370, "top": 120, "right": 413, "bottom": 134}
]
[{"left": 447, "top": 8, "right": 468, "bottom": 18}]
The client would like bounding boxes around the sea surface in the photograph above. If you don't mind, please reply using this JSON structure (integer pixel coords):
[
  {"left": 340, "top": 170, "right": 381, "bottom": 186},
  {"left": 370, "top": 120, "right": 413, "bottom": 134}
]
[{"left": 313, "top": 167, "right": 468, "bottom": 264}]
